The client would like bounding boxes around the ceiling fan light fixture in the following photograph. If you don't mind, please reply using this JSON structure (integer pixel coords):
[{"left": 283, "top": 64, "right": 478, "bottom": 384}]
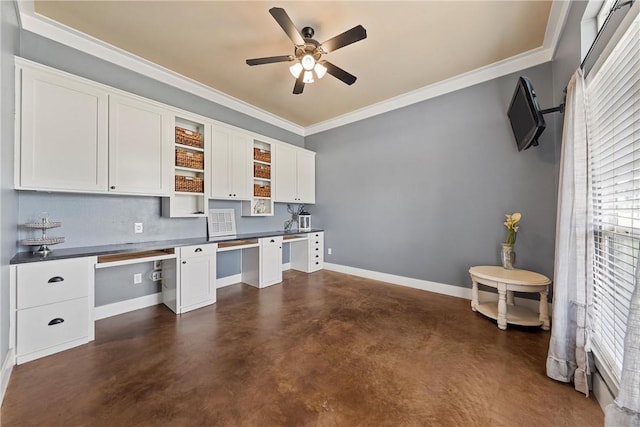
[
  {"left": 301, "top": 54, "right": 315, "bottom": 71},
  {"left": 289, "top": 62, "right": 303, "bottom": 78},
  {"left": 303, "top": 70, "right": 315, "bottom": 84},
  {"left": 314, "top": 62, "right": 327, "bottom": 79}
]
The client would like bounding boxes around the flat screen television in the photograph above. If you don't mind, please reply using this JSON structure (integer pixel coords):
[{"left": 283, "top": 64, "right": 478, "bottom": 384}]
[{"left": 507, "top": 76, "right": 546, "bottom": 151}]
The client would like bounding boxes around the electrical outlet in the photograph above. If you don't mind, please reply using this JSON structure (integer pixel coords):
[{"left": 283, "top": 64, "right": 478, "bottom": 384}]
[
  {"left": 134, "top": 223, "right": 143, "bottom": 234},
  {"left": 133, "top": 273, "right": 142, "bottom": 284},
  {"left": 151, "top": 271, "right": 162, "bottom": 282},
  {"left": 328, "top": 248, "right": 332, "bottom": 255}
]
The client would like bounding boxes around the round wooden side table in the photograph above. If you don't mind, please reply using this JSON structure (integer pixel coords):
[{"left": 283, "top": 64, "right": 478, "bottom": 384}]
[{"left": 469, "top": 265, "right": 551, "bottom": 331}]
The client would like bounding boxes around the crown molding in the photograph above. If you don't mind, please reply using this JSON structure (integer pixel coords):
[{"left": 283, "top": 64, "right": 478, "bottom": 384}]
[
  {"left": 304, "top": 46, "right": 553, "bottom": 135},
  {"left": 15, "top": 0, "right": 570, "bottom": 138},
  {"left": 15, "top": 1, "right": 305, "bottom": 136}
]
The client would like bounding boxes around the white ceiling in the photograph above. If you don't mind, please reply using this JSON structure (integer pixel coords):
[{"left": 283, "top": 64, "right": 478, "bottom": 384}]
[{"left": 29, "top": 1, "right": 559, "bottom": 132}]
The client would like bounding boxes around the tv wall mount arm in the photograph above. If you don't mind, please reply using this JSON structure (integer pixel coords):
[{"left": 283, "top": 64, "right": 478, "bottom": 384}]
[{"left": 540, "top": 87, "right": 566, "bottom": 115}]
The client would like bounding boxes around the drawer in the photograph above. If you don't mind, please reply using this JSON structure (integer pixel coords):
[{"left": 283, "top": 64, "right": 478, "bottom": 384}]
[
  {"left": 17, "top": 297, "right": 89, "bottom": 356},
  {"left": 261, "top": 236, "right": 283, "bottom": 248},
  {"left": 180, "top": 243, "right": 218, "bottom": 259},
  {"left": 17, "top": 258, "right": 90, "bottom": 309}
]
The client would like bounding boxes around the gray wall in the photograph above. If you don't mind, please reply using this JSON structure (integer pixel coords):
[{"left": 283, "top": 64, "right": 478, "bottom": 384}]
[
  {"left": 0, "top": 0, "right": 19, "bottom": 371},
  {"left": 305, "top": 62, "right": 558, "bottom": 287}
]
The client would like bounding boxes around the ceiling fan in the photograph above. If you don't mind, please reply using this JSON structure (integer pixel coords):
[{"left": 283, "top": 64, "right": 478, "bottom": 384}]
[{"left": 246, "top": 7, "right": 367, "bottom": 94}]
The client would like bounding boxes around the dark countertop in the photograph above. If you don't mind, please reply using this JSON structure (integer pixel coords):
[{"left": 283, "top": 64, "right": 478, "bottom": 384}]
[{"left": 11, "top": 229, "right": 324, "bottom": 264}]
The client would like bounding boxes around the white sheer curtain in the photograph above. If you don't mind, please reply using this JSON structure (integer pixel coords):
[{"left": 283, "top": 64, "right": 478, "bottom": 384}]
[{"left": 546, "top": 68, "right": 592, "bottom": 395}]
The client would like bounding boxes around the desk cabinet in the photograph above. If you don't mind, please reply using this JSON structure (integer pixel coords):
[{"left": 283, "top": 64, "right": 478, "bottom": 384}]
[
  {"left": 14, "top": 257, "right": 95, "bottom": 364},
  {"left": 179, "top": 244, "right": 217, "bottom": 313},
  {"left": 242, "top": 237, "right": 283, "bottom": 288},
  {"left": 291, "top": 232, "right": 324, "bottom": 273}
]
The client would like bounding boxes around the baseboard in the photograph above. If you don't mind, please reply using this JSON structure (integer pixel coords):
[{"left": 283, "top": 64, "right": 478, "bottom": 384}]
[
  {"left": 0, "top": 348, "right": 15, "bottom": 406},
  {"left": 217, "top": 273, "right": 242, "bottom": 288},
  {"left": 94, "top": 292, "right": 163, "bottom": 320},
  {"left": 217, "top": 263, "right": 291, "bottom": 289},
  {"left": 593, "top": 369, "right": 615, "bottom": 413},
  {"left": 324, "top": 263, "right": 552, "bottom": 315}
]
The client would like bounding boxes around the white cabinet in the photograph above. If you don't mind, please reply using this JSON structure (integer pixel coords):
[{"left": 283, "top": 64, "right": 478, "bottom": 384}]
[
  {"left": 178, "top": 244, "right": 217, "bottom": 313},
  {"left": 274, "top": 144, "right": 316, "bottom": 204},
  {"left": 108, "top": 94, "right": 172, "bottom": 195},
  {"left": 210, "top": 125, "right": 251, "bottom": 200},
  {"left": 17, "top": 66, "right": 109, "bottom": 192},
  {"left": 241, "top": 236, "right": 283, "bottom": 288},
  {"left": 14, "top": 257, "right": 95, "bottom": 364},
  {"left": 291, "top": 232, "right": 324, "bottom": 273}
]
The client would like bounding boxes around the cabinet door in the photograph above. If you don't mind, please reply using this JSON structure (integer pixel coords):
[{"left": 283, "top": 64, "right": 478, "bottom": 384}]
[
  {"left": 274, "top": 143, "right": 297, "bottom": 203},
  {"left": 260, "top": 237, "right": 283, "bottom": 286},
  {"left": 229, "top": 132, "right": 251, "bottom": 200},
  {"left": 296, "top": 150, "right": 316, "bottom": 204},
  {"left": 19, "top": 68, "right": 108, "bottom": 192},
  {"left": 210, "top": 125, "right": 231, "bottom": 198},
  {"left": 108, "top": 94, "right": 171, "bottom": 195},
  {"left": 180, "top": 255, "right": 216, "bottom": 309}
]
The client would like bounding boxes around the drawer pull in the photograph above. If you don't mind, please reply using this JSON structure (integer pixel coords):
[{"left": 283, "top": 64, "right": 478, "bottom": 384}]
[
  {"left": 270, "top": 239, "right": 275, "bottom": 243},
  {"left": 315, "top": 241, "right": 319, "bottom": 244},
  {"left": 315, "top": 262, "right": 319, "bottom": 265},
  {"left": 195, "top": 248, "right": 203, "bottom": 252},
  {"left": 48, "top": 318, "right": 65, "bottom": 326},
  {"left": 48, "top": 276, "right": 64, "bottom": 283}
]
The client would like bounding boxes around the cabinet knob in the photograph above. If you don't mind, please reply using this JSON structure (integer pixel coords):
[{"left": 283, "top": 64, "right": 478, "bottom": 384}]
[
  {"left": 270, "top": 239, "right": 275, "bottom": 243},
  {"left": 110, "top": 186, "right": 116, "bottom": 190},
  {"left": 229, "top": 194, "right": 232, "bottom": 196},
  {"left": 182, "top": 261, "right": 187, "bottom": 264},
  {"left": 48, "top": 276, "right": 64, "bottom": 283},
  {"left": 195, "top": 248, "right": 202, "bottom": 252},
  {"left": 48, "top": 318, "right": 65, "bottom": 326},
  {"left": 233, "top": 194, "right": 236, "bottom": 197}
]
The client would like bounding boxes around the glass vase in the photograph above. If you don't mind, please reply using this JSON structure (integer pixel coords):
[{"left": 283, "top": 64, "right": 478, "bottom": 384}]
[{"left": 501, "top": 243, "right": 516, "bottom": 270}]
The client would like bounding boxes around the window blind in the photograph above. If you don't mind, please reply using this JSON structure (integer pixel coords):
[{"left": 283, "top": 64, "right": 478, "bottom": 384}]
[{"left": 586, "top": 11, "right": 640, "bottom": 382}]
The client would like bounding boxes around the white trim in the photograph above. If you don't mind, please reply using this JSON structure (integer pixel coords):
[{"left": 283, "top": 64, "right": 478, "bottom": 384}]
[
  {"left": 545, "top": 0, "right": 573, "bottom": 60},
  {"left": 0, "top": 348, "right": 15, "bottom": 406},
  {"left": 305, "top": 47, "right": 553, "bottom": 135},
  {"left": 15, "top": 1, "right": 571, "bottom": 136},
  {"left": 282, "top": 262, "right": 291, "bottom": 271},
  {"left": 593, "top": 369, "right": 615, "bottom": 413},
  {"left": 94, "top": 292, "right": 163, "bottom": 320},
  {"left": 324, "top": 263, "right": 552, "bottom": 315},
  {"left": 217, "top": 273, "right": 242, "bottom": 289}
]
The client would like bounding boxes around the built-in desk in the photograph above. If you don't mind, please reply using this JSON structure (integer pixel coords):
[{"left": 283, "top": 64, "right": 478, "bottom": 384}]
[{"left": 10, "top": 229, "right": 324, "bottom": 364}]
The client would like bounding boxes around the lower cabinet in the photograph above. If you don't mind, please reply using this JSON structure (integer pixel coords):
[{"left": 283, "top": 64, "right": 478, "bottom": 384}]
[
  {"left": 14, "top": 257, "right": 95, "bottom": 364},
  {"left": 178, "top": 244, "right": 217, "bottom": 313},
  {"left": 242, "top": 237, "right": 283, "bottom": 288},
  {"left": 291, "top": 232, "right": 324, "bottom": 273}
]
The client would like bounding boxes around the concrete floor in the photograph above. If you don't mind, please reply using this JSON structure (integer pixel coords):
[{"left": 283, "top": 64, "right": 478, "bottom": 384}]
[{"left": 2, "top": 269, "right": 603, "bottom": 426}]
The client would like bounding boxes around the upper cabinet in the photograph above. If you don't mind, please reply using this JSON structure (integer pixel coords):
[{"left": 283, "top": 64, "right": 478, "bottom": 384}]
[
  {"left": 274, "top": 144, "right": 316, "bottom": 204},
  {"left": 15, "top": 59, "right": 316, "bottom": 206},
  {"left": 108, "top": 94, "right": 172, "bottom": 195},
  {"left": 210, "top": 125, "right": 251, "bottom": 200},
  {"left": 17, "top": 67, "right": 109, "bottom": 192}
]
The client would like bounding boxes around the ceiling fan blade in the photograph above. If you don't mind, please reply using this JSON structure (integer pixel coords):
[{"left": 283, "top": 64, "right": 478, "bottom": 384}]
[
  {"left": 320, "top": 25, "right": 367, "bottom": 53},
  {"left": 324, "top": 61, "right": 357, "bottom": 85},
  {"left": 246, "top": 55, "right": 293, "bottom": 66},
  {"left": 269, "top": 7, "right": 305, "bottom": 46},
  {"left": 293, "top": 74, "right": 305, "bottom": 94}
]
